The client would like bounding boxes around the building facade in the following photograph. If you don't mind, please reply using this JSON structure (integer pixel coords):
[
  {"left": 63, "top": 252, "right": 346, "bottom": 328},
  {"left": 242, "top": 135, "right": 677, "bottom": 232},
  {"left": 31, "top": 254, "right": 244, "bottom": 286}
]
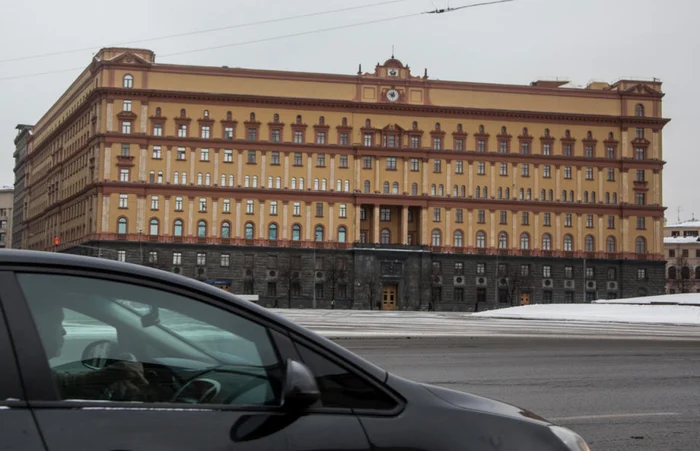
[
  {"left": 0, "top": 187, "right": 13, "bottom": 248},
  {"left": 13, "top": 124, "right": 33, "bottom": 249},
  {"left": 17, "top": 47, "right": 670, "bottom": 310},
  {"left": 664, "top": 220, "right": 700, "bottom": 294}
]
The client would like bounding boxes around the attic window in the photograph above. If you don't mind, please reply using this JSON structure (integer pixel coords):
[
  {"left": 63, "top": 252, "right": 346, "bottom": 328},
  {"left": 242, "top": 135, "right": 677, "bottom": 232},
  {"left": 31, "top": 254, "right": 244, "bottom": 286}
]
[
  {"left": 123, "top": 74, "right": 133, "bottom": 88},
  {"left": 342, "top": 117, "right": 348, "bottom": 126},
  {"left": 565, "top": 129, "right": 571, "bottom": 138},
  {"left": 544, "top": 128, "right": 550, "bottom": 137},
  {"left": 412, "top": 121, "right": 418, "bottom": 130},
  {"left": 435, "top": 122, "right": 441, "bottom": 131},
  {"left": 296, "top": 115, "right": 302, "bottom": 124},
  {"left": 586, "top": 131, "right": 593, "bottom": 139},
  {"left": 522, "top": 127, "right": 528, "bottom": 136},
  {"left": 501, "top": 126, "right": 507, "bottom": 135},
  {"left": 203, "top": 110, "right": 209, "bottom": 118},
  {"left": 365, "top": 119, "right": 371, "bottom": 127},
  {"left": 478, "top": 125, "right": 485, "bottom": 133},
  {"left": 635, "top": 104, "right": 645, "bottom": 117},
  {"left": 180, "top": 109, "right": 186, "bottom": 118},
  {"left": 273, "top": 113, "right": 279, "bottom": 122},
  {"left": 250, "top": 112, "right": 256, "bottom": 121},
  {"left": 155, "top": 107, "right": 161, "bottom": 117},
  {"left": 319, "top": 116, "right": 325, "bottom": 125},
  {"left": 457, "top": 124, "right": 463, "bottom": 132}
]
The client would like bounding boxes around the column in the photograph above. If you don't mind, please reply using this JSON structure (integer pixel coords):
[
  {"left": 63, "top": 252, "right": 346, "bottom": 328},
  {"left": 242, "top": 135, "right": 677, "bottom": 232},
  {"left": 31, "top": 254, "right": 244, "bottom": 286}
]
[
  {"left": 468, "top": 162, "right": 474, "bottom": 196},
  {"left": 467, "top": 210, "right": 474, "bottom": 247},
  {"left": 653, "top": 170, "right": 661, "bottom": 205},
  {"left": 106, "top": 101, "right": 113, "bottom": 132},
  {"left": 164, "top": 198, "right": 170, "bottom": 235},
  {"left": 305, "top": 202, "right": 311, "bottom": 240},
  {"left": 355, "top": 156, "right": 361, "bottom": 191},
  {"left": 284, "top": 154, "right": 290, "bottom": 188},
  {"left": 306, "top": 153, "right": 313, "bottom": 184},
  {"left": 512, "top": 210, "right": 518, "bottom": 250},
  {"left": 103, "top": 147, "right": 112, "bottom": 179},
  {"left": 140, "top": 103, "right": 148, "bottom": 132},
  {"left": 534, "top": 213, "right": 540, "bottom": 248},
  {"left": 136, "top": 196, "right": 145, "bottom": 233},
  {"left": 259, "top": 201, "right": 265, "bottom": 238},
  {"left": 373, "top": 205, "right": 380, "bottom": 243},
  {"left": 445, "top": 208, "right": 452, "bottom": 246},
  {"left": 374, "top": 157, "right": 380, "bottom": 190},
  {"left": 330, "top": 157, "right": 335, "bottom": 190},
  {"left": 598, "top": 216, "right": 604, "bottom": 252},
  {"left": 189, "top": 147, "right": 195, "bottom": 177},
  {"left": 555, "top": 213, "right": 561, "bottom": 250},
  {"left": 355, "top": 205, "right": 362, "bottom": 242},
  {"left": 622, "top": 217, "right": 630, "bottom": 253},
  {"left": 577, "top": 214, "right": 583, "bottom": 250},
  {"left": 401, "top": 205, "right": 409, "bottom": 244},
  {"left": 534, "top": 165, "right": 539, "bottom": 196},
  {"left": 236, "top": 151, "right": 243, "bottom": 183},
  {"left": 489, "top": 211, "right": 496, "bottom": 247},
  {"left": 621, "top": 170, "right": 630, "bottom": 204},
  {"left": 403, "top": 159, "right": 408, "bottom": 193},
  {"left": 166, "top": 147, "right": 172, "bottom": 183},
  {"left": 598, "top": 168, "right": 603, "bottom": 199},
  {"left": 621, "top": 130, "right": 629, "bottom": 159},
  {"left": 101, "top": 196, "right": 110, "bottom": 232},
  {"left": 187, "top": 198, "right": 194, "bottom": 236},
  {"left": 328, "top": 204, "right": 335, "bottom": 241},
  {"left": 213, "top": 149, "right": 219, "bottom": 182},
  {"left": 282, "top": 202, "right": 289, "bottom": 239},
  {"left": 261, "top": 151, "right": 267, "bottom": 183},
  {"left": 421, "top": 207, "right": 429, "bottom": 245},
  {"left": 555, "top": 166, "right": 561, "bottom": 199},
  {"left": 235, "top": 201, "right": 241, "bottom": 237},
  {"left": 446, "top": 160, "right": 452, "bottom": 194},
  {"left": 576, "top": 167, "right": 582, "bottom": 201},
  {"left": 139, "top": 147, "right": 147, "bottom": 181}
]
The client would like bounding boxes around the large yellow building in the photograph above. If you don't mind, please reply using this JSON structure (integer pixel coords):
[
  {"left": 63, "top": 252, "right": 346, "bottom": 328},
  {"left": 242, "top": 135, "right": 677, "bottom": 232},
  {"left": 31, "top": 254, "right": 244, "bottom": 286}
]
[{"left": 16, "top": 47, "right": 670, "bottom": 309}]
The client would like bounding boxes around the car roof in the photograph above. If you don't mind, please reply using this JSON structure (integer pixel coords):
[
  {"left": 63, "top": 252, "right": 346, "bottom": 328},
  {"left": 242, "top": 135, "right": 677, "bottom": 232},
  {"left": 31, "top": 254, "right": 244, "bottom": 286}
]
[{"left": 0, "top": 249, "right": 387, "bottom": 382}]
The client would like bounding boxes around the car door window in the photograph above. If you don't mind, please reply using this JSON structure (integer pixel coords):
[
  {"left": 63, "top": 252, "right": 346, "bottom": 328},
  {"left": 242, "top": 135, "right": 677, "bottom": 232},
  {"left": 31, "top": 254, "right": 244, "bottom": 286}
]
[
  {"left": 295, "top": 342, "right": 398, "bottom": 411},
  {"left": 17, "top": 273, "right": 283, "bottom": 407}
]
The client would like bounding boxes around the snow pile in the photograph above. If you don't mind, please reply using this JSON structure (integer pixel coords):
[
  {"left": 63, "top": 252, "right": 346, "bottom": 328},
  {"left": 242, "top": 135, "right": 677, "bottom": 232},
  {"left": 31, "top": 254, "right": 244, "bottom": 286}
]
[
  {"left": 473, "top": 304, "right": 700, "bottom": 326},
  {"left": 594, "top": 293, "right": 700, "bottom": 306}
]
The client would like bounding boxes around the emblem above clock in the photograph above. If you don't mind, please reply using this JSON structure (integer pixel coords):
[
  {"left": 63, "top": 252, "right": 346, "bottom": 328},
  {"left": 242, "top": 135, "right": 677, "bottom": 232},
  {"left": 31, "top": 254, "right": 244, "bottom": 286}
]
[{"left": 356, "top": 57, "right": 427, "bottom": 105}]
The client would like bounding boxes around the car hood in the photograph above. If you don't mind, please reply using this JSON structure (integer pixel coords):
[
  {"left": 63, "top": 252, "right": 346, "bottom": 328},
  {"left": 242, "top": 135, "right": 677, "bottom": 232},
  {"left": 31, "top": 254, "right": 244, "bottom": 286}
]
[{"left": 420, "top": 383, "right": 552, "bottom": 426}]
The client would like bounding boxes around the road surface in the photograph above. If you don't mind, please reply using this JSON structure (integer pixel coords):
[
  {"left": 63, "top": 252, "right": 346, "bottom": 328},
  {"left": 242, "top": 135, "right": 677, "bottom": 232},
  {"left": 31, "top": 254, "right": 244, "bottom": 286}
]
[{"left": 339, "top": 336, "right": 700, "bottom": 451}]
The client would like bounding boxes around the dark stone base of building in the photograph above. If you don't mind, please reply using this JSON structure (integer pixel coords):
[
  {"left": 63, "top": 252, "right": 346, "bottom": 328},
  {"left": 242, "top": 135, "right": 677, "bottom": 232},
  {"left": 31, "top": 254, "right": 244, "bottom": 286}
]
[{"left": 65, "top": 241, "right": 666, "bottom": 312}]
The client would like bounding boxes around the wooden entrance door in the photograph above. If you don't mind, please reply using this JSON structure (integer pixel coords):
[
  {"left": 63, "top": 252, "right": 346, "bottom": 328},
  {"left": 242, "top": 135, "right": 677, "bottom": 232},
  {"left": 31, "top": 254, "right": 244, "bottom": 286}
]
[
  {"left": 520, "top": 292, "right": 531, "bottom": 305},
  {"left": 382, "top": 285, "right": 398, "bottom": 310}
]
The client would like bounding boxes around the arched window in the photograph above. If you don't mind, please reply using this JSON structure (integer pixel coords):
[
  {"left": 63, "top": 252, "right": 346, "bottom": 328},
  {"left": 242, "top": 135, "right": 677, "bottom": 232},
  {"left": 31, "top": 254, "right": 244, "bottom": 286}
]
[
  {"left": 221, "top": 221, "right": 231, "bottom": 238},
  {"left": 586, "top": 130, "right": 593, "bottom": 139},
  {"left": 412, "top": 183, "right": 418, "bottom": 196},
  {"left": 563, "top": 234, "right": 573, "bottom": 251},
  {"left": 249, "top": 112, "right": 256, "bottom": 121},
  {"left": 338, "top": 226, "right": 347, "bottom": 243},
  {"left": 226, "top": 111, "right": 232, "bottom": 120},
  {"left": 544, "top": 128, "right": 550, "bottom": 137},
  {"left": 157, "top": 171, "right": 163, "bottom": 184},
  {"left": 392, "top": 182, "right": 399, "bottom": 194},
  {"left": 498, "top": 232, "right": 508, "bottom": 249},
  {"left": 431, "top": 184, "right": 436, "bottom": 196},
  {"left": 197, "top": 220, "right": 207, "bottom": 237},
  {"left": 548, "top": 189, "right": 553, "bottom": 201},
  {"left": 635, "top": 104, "right": 645, "bottom": 117},
  {"left": 612, "top": 193, "right": 617, "bottom": 204},
  {"left": 500, "top": 126, "right": 507, "bottom": 135},
  {"left": 276, "top": 177, "right": 281, "bottom": 189},
  {"left": 479, "top": 125, "right": 485, "bottom": 133},
  {"left": 117, "top": 217, "right": 128, "bottom": 234},
  {"left": 542, "top": 233, "right": 552, "bottom": 250},
  {"left": 252, "top": 176, "right": 258, "bottom": 188},
  {"left": 155, "top": 107, "right": 162, "bottom": 117},
  {"left": 380, "top": 228, "right": 391, "bottom": 244},
  {"left": 435, "top": 122, "right": 441, "bottom": 131},
  {"left": 606, "top": 236, "right": 616, "bottom": 253},
  {"left": 314, "top": 178, "right": 320, "bottom": 191},
  {"left": 569, "top": 190, "right": 574, "bottom": 202},
  {"left": 519, "top": 188, "right": 524, "bottom": 200},
  {"left": 321, "top": 179, "right": 327, "bottom": 191},
  {"left": 453, "top": 185, "right": 459, "bottom": 197},
  {"left": 205, "top": 173, "right": 211, "bottom": 185},
  {"left": 197, "top": 173, "right": 203, "bottom": 185},
  {"left": 412, "top": 121, "right": 418, "bottom": 130},
  {"left": 315, "top": 225, "right": 324, "bottom": 242},
  {"left": 319, "top": 116, "right": 325, "bottom": 125},
  {"left": 364, "top": 180, "right": 371, "bottom": 193},
  {"left": 173, "top": 172, "right": 180, "bottom": 184},
  {"left": 173, "top": 220, "right": 183, "bottom": 237},
  {"left": 541, "top": 189, "right": 546, "bottom": 200},
  {"left": 585, "top": 235, "right": 595, "bottom": 252},
  {"left": 342, "top": 117, "right": 348, "bottom": 126},
  {"left": 454, "top": 230, "right": 464, "bottom": 247},
  {"left": 365, "top": 119, "right": 371, "bottom": 127},
  {"left": 291, "top": 178, "right": 297, "bottom": 190},
  {"left": 273, "top": 113, "right": 279, "bottom": 122},
  {"left": 180, "top": 109, "right": 186, "bottom": 118},
  {"left": 123, "top": 74, "right": 133, "bottom": 88},
  {"left": 526, "top": 188, "right": 531, "bottom": 200},
  {"left": 296, "top": 115, "right": 302, "bottom": 124},
  {"left": 149, "top": 218, "right": 159, "bottom": 236},
  {"left": 268, "top": 176, "right": 274, "bottom": 189},
  {"left": 244, "top": 222, "right": 254, "bottom": 239},
  {"left": 476, "top": 231, "right": 486, "bottom": 248},
  {"left": 476, "top": 186, "right": 481, "bottom": 198},
  {"left": 520, "top": 233, "right": 530, "bottom": 250},
  {"left": 292, "top": 224, "right": 302, "bottom": 241},
  {"left": 181, "top": 172, "right": 187, "bottom": 184},
  {"left": 336, "top": 180, "right": 342, "bottom": 192},
  {"left": 591, "top": 192, "right": 596, "bottom": 203},
  {"left": 668, "top": 266, "right": 677, "bottom": 280},
  {"left": 431, "top": 229, "right": 442, "bottom": 246},
  {"left": 584, "top": 191, "right": 589, "bottom": 203},
  {"left": 461, "top": 185, "right": 466, "bottom": 197},
  {"left": 149, "top": 171, "right": 155, "bottom": 183},
  {"left": 498, "top": 187, "right": 503, "bottom": 199},
  {"left": 298, "top": 177, "right": 304, "bottom": 190},
  {"left": 344, "top": 180, "right": 350, "bottom": 192},
  {"left": 505, "top": 187, "right": 509, "bottom": 199},
  {"left": 635, "top": 237, "right": 646, "bottom": 254},
  {"left": 483, "top": 186, "right": 488, "bottom": 198},
  {"left": 562, "top": 190, "right": 567, "bottom": 202},
  {"left": 438, "top": 185, "right": 444, "bottom": 196},
  {"left": 681, "top": 266, "right": 690, "bottom": 280},
  {"left": 221, "top": 174, "right": 226, "bottom": 186},
  {"left": 383, "top": 181, "right": 390, "bottom": 194},
  {"left": 203, "top": 109, "right": 209, "bottom": 118},
  {"left": 268, "top": 223, "right": 278, "bottom": 240},
  {"left": 523, "top": 127, "right": 528, "bottom": 136}
]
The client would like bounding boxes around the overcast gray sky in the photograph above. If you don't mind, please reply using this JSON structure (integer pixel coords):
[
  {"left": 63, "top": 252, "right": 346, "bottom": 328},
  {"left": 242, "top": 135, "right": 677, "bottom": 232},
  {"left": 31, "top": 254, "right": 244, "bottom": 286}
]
[{"left": 0, "top": 0, "right": 696, "bottom": 222}]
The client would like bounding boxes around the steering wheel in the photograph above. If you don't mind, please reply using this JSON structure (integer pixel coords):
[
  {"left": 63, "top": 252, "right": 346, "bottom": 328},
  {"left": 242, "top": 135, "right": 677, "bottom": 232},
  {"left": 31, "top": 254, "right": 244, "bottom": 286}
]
[{"left": 98, "top": 352, "right": 142, "bottom": 402}]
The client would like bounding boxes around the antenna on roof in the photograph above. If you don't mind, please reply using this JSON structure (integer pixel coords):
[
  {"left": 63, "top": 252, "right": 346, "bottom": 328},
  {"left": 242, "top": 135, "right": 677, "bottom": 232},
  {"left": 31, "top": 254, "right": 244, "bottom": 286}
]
[
  {"left": 391, "top": 44, "right": 395, "bottom": 59},
  {"left": 677, "top": 206, "right": 682, "bottom": 223}
]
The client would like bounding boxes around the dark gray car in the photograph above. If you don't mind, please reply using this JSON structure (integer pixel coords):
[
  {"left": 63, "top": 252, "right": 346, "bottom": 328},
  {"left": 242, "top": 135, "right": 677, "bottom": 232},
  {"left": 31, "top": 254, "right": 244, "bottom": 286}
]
[{"left": 0, "top": 250, "right": 589, "bottom": 450}]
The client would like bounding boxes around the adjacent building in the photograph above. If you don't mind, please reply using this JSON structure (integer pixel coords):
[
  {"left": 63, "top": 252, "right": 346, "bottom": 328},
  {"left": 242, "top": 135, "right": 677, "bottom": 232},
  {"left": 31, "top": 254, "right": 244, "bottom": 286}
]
[
  {"left": 13, "top": 124, "right": 33, "bottom": 249},
  {"left": 16, "top": 47, "right": 670, "bottom": 310},
  {"left": 664, "top": 219, "right": 700, "bottom": 294},
  {"left": 0, "top": 187, "right": 13, "bottom": 248}
]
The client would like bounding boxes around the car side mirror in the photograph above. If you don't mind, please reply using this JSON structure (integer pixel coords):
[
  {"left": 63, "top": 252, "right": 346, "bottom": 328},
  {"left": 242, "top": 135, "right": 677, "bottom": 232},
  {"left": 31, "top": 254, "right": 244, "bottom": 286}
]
[
  {"left": 81, "top": 339, "right": 117, "bottom": 370},
  {"left": 282, "top": 359, "right": 320, "bottom": 411}
]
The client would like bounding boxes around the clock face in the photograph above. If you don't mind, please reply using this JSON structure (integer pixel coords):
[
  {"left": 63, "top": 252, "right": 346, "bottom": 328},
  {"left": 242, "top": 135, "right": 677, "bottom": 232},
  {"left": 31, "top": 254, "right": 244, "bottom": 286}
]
[
  {"left": 388, "top": 68, "right": 399, "bottom": 77},
  {"left": 386, "top": 89, "right": 399, "bottom": 102}
]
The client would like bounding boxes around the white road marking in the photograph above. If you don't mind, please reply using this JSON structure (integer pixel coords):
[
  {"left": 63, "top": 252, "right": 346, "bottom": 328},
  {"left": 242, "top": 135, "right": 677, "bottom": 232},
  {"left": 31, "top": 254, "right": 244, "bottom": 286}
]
[{"left": 551, "top": 412, "right": 680, "bottom": 422}]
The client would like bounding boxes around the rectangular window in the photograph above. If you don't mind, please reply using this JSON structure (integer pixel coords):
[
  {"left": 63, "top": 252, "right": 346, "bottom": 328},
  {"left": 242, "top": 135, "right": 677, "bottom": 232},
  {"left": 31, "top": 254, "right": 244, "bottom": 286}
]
[
  {"left": 585, "top": 267, "right": 595, "bottom": 279},
  {"left": 477, "top": 139, "right": 485, "bottom": 152},
  {"left": 118, "top": 194, "right": 128, "bottom": 208},
  {"left": 151, "top": 146, "right": 161, "bottom": 159},
  {"left": 339, "top": 155, "right": 348, "bottom": 168},
  {"left": 174, "top": 196, "right": 183, "bottom": 211},
  {"left": 454, "top": 262, "right": 464, "bottom": 275},
  {"left": 172, "top": 252, "right": 182, "bottom": 265},
  {"left": 177, "top": 147, "right": 186, "bottom": 160},
  {"left": 224, "top": 127, "right": 234, "bottom": 140},
  {"left": 635, "top": 148, "right": 646, "bottom": 160},
  {"left": 543, "top": 291, "right": 553, "bottom": 303},
  {"left": 499, "top": 163, "right": 508, "bottom": 176},
  {"left": 607, "top": 168, "right": 615, "bottom": 181},
  {"left": 564, "top": 166, "right": 572, "bottom": 179},
  {"left": 521, "top": 264, "right": 530, "bottom": 277},
  {"left": 151, "top": 196, "right": 159, "bottom": 210},
  {"left": 315, "top": 284, "right": 324, "bottom": 299},
  {"left": 316, "top": 154, "right": 326, "bottom": 167},
  {"left": 153, "top": 124, "right": 162, "bottom": 136},
  {"left": 119, "top": 169, "right": 129, "bottom": 182},
  {"left": 340, "top": 133, "right": 349, "bottom": 145},
  {"left": 565, "top": 266, "right": 574, "bottom": 279},
  {"left": 586, "top": 215, "right": 594, "bottom": 228},
  {"left": 500, "top": 211, "right": 507, "bottom": 225},
  {"left": 455, "top": 208, "right": 464, "bottom": 223},
  {"left": 293, "top": 202, "right": 301, "bottom": 216},
  {"left": 543, "top": 265, "right": 552, "bottom": 278},
  {"left": 477, "top": 210, "right": 485, "bottom": 224},
  {"left": 636, "top": 128, "right": 645, "bottom": 139},
  {"left": 668, "top": 249, "right": 676, "bottom": 258},
  {"left": 339, "top": 204, "right": 347, "bottom": 218},
  {"left": 432, "top": 137, "right": 442, "bottom": 150},
  {"left": 270, "top": 151, "right": 280, "bottom": 165},
  {"left": 683, "top": 249, "right": 689, "bottom": 258},
  {"left": 316, "top": 132, "right": 326, "bottom": 144},
  {"left": 454, "top": 288, "right": 464, "bottom": 303},
  {"left": 247, "top": 150, "right": 256, "bottom": 164},
  {"left": 586, "top": 167, "right": 594, "bottom": 180},
  {"left": 293, "top": 153, "right": 303, "bottom": 166},
  {"left": 410, "top": 135, "right": 420, "bottom": 149},
  {"left": 607, "top": 146, "right": 615, "bottom": 159},
  {"left": 608, "top": 215, "right": 615, "bottom": 229},
  {"left": 543, "top": 143, "right": 551, "bottom": 155},
  {"left": 363, "top": 156, "right": 372, "bottom": 169},
  {"left": 270, "top": 201, "right": 278, "bottom": 216},
  {"left": 316, "top": 203, "right": 324, "bottom": 217},
  {"left": 200, "top": 148, "right": 209, "bottom": 161},
  {"left": 380, "top": 208, "right": 391, "bottom": 221},
  {"left": 246, "top": 200, "right": 254, "bottom": 214},
  {"left": 543, "top": 213, "right": 551, "bottom": 226},
  {"left": 521, "top": 212, "right": 529, "bottom": 225},
  {"left": 636, "top": 216, "right": 646, "bottom": 230},
  {"left": 410, "top": 158, "right": 420, "bottom": 171},
  {"left": 455, "top": 161, "right": 464, "bottom": 174},
  {"left": 433, "top": 160, "right": 442, "bottom": 173},
  {"left": 433, "top": 208, "right": 441, "bottom": 222},
  {"left": 247, "top": 128, "right": 257, "bottom": 141},
  {"left": 201, "top": 126, "right": 211, "bottom": 139},
  {"left": 177, "top": 124, "right": 187, "bottom": 137},
  {"left": 637, "top": 268, "right": 647, "bottom": 280},
  {"left": 476, "top": 263, "right": 485, "bottom": 275},
  {"left": 521, "top": 142, "right": 530, "bottom": 155},
  {"left": 292, "top": 130, "right": 303, "bottom": 144},
  {"left": 477, "top": 162, "right": 486, "bottom": 175},
  {"left": 196, "top": 253, "right": 206, "bottom": 266},
  {"left": 386, "top": 157, "right": 397, "bottom": 170},
  {"left": 267, "top": 282, "right": 277, "bottom": 297},
  {"left": 563, "top": 144, "right": 572, "bottom": 157},
  {"left": 499, "top": 141, "right": 508, "bottom": 153},
  {"left": 199, "top": 197, "right": 207, "bottom": 212},
  {"left": 222, "top": 199, "right": 230, "bottom": 213},
  {"left": 117, "top": 250, "right": 126, "bottom": 262},
  {"left": 607, "top": 268, "right": 616, "bottom": 280},
  {"left": 636, "top": 170, "right": 646, "bottom": 182},
  {"left": 363, "top": 133, "right": 373, "bottom": 147},
  {"left": 521, "top": 164, "right": 530, "bottom": 177},
  {"left": 432, "top": 287, "right": 442, "bottom": 303},
  {"left": 584, "top": 146, "right": 593, "bottom": 158},
  {"left": 635, "top": 193, "right": 646, "bottom": 205},
  {"left": 543, "top": 165, "right": 551, "bottom": 178},
  {"left": 121, "top": 121, "right": 131, "bottom": 134},
  {"left": 384, "top": 135, "right": 397, "bottom": 148},
  {"left": 565, "top": 292, "right": 574, "bottom": 303},
  {"left": 220, "top": 254, "right": 230, "bottom": 267},
  {"left": 120, "top": 143, "right": 130, "bottom": 156},
  {"left": 564, "top": 213, "right": 572, "bottom": 227},
  {"left": 122, "top": 99, "right": 132, "bottom": 112},
  {"left": 455, "top": 139, "right": 464, "bottom": 151}
]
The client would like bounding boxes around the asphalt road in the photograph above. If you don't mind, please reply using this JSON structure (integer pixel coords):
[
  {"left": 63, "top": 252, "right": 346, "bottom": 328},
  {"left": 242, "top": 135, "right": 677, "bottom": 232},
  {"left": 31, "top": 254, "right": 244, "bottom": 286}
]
[{"left": 338, "top": 336, "right": 700, "bottom": 451}]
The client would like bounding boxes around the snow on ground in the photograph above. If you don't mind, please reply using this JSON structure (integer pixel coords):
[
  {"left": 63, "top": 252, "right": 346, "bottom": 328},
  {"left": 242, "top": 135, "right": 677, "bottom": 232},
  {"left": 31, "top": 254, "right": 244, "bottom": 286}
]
[
  {"left": 473, "top": 303, "right": 700, "bottom": 326},
  {"left": 593, "top": 293, "right": 700, "bottom": 306}
]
